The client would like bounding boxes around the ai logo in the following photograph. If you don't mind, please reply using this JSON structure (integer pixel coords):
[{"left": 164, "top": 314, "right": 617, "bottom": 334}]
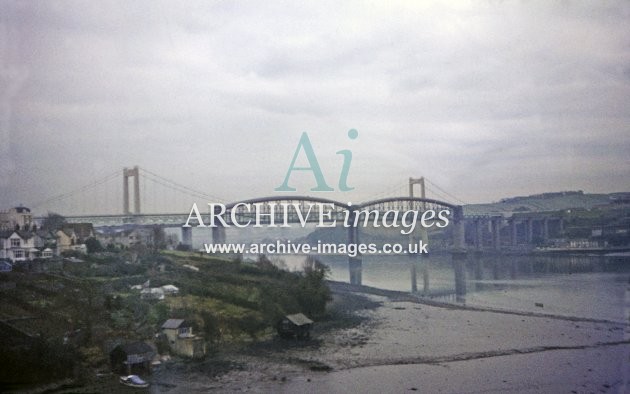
[{"left": 275, "top": 129, "right": 358, "bottom": 192}]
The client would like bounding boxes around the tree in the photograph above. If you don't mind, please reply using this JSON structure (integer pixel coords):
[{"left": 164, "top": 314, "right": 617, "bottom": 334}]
[
  {"left": 85, "top": 237, "right": 104, "bottom": 254},
  {"left": 152, "top": 225, "right": 167, "bottom": 250},
  {"left": 148, "top": 303, "right": 170, "bottom": 326},
  {"left": 200, "top": 311, "right": 222, "bottom": 343},
  {"left": 256, "top": 254, "right": 274, "bottom": 270},
  {"left": 64, "top": 280, "right": 103, "bottom": 346},
  {"left": 296, "top": 256, "right": 332, "bottom": 317},
  {"left": 176, "top": 243, "right": 191, "bottom": 251},
  {"left": 42, "top": 212, "right": 66, "bottom": 231}
]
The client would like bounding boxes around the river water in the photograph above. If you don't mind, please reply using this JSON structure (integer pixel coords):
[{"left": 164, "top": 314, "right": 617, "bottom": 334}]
[
  {"left": 187, "top": 227, "right": 630, "bottom": 323},
  {"left": 169, "top": 229, "right": 630, "bottom": 392},
  {"left": 267, "top": 252, "right": 630, "bottom": 323}
]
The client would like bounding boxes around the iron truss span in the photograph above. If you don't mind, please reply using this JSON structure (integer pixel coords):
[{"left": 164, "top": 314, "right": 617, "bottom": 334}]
[{"left": 47, "top": 195, "right": 462, "bottom": 228}]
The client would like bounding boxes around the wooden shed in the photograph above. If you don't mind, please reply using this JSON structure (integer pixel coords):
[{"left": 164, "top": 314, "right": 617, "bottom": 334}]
[
  {"left": 276, "top": 313, "right": 313, "bottom": 340},
  {"left": 109, "top": 341, "right": 155, "bottom": 375}
]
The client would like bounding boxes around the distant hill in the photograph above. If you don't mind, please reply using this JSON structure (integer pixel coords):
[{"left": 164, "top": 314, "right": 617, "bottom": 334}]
[
  {"left": 463, "top": 191, "right": 626, "bottom": 216},
  {"left": 295, "top": 191, "right": 629, "bottom": 243}
]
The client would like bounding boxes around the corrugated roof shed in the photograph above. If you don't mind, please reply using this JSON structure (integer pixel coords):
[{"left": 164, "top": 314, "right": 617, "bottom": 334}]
[
  {"left": 161, "top": 319, "right": 190, "bottom": 329},
  {"left": 119, "top": 341, "right": 154, "bottom": 355},
  {"left": 286, "top": 313, "right": 313, "bottom": 326}
]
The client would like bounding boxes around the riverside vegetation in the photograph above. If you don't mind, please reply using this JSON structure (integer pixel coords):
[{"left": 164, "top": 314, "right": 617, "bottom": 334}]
[{"left": 0, "top": 246, "right": 331, "bottom": 391}]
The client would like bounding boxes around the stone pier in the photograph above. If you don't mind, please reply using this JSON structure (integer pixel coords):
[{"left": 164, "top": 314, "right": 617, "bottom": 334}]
[
  {"left": 452, "top": 205, "right": 467, "bottom": 301},
  {"left": 181, "top": 226, "right": 193, "bottom": 249},
  {"left": 348, "top": 210, "right": 362, "bottom": 285},
  {"left": 491, "top": 217, "right": 502, "bottom": 250},
  {"left": 211, "top": 225, "right": 226, "bottom": 245}
]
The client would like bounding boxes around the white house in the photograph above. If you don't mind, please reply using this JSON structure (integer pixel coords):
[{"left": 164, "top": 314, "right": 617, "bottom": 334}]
[
  {"left": 0, "top": 230, "right": 38, "bottom": 262},
  {"left": 0, "top": 207, "right": 33, "bottom": 231}
]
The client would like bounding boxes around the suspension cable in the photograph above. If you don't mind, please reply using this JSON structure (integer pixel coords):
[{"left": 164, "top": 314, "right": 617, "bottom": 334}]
[
  {"left": 424, "top": 178, "right": 467, "bottom": 205},
  {"left": 140, "top": 168, "right": 226, "bottom": 203},
  {"left": 29, "top": 170, "right": 121, "bottom": 210}
]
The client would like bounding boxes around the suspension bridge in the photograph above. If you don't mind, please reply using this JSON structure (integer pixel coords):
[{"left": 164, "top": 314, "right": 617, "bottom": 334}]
[
  {"left": 15, "top": 167, "right": 568, "bottom": 297},
  {"left": 22, "top": 166, "right": 570, "bottom": 296},
  {"left": 28, "top": 166, "right": 227, "bottom": 217},
  {"left": 26, "top": 167, "right": 467, "bottom": 291},
  {"left": 26, "top": 166, "right": 563, "bottom": 255},
  {"left": 27, "top": 166, "right": 466, "bottom": 225}
]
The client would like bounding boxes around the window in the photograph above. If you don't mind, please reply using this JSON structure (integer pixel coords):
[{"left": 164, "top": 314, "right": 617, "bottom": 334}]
[
  {"left": 14, "top": 250, "right": 24, "bottom": 259},
  {"left": 11, "top": 238, "right": 20, "bottom": 248}
]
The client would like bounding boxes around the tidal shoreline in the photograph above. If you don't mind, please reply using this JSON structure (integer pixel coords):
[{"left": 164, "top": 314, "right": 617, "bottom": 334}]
[
  {"left": 153, "top": 281, "right": 630, "bottom": 393},
  {"left": 41, "top": 280, "right": 630, "bottom": 393}
]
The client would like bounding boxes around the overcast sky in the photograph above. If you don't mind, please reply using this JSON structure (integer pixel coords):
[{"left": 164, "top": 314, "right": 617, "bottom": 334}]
[{"left": 1, "top": 1, "right": 629, "bottom": 214}]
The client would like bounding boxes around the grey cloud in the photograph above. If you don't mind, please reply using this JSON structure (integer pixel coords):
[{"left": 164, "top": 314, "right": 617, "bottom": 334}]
[{"left": 0, "top": 0, "right": 629, "bottom": 212}]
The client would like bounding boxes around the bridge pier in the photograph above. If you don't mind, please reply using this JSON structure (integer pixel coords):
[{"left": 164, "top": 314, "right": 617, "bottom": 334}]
[
  {"left": 422, "top": 258, "right": 430, "bottom": 295},
  {"left": 211, "top": 204, "right": 227, "bottom": 247},
  {"left": 453, "top": 252, "right": 467, "bottom": 302},
  {"left": 491, "top": 217, "right": 502, "bottom": 250},
  {"left": 409, "top": 238, "right": 429, "bottom": 295},
  {"left": 212, "top": 225, "right": 226, "bottom": 245},
  {"left": 473, "top": 218, "right": 484, "bottom": 250},
  {"left": 181, "top": 226, "right": 193, "bottom": 249},
  {"left": 526, "top": 218, "right": 534, "bottom": 244},
  {"left": 452, "top": 206, "right": 467, "bottom": 302},
  {"left": 410, "top": 253, "right": 417, "bottom": 293},
  {"left": 453, "top": 206, "right": 466, "bottom": 251},
  {"left": 348, "top": 211, "right": 362, "bottom": 285},
  {"left": 410, "top": 229, "right": 430, "bottom": 295},
  {"left": 510, "top": 219, "right": 518, "bottom": 247},
  {"left": 473, "top": 253, "right": 483, "bottom": 292},
  {"left": 349, "top": 256, "right": 362, "bottom": 286}
]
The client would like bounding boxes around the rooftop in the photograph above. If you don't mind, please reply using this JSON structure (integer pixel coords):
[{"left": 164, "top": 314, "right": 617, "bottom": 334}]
[
  {"left": 286, "top": 313, "right": 313, "bottom": 326},
  {"left": 161, "top": 319, "right": 191, "bottom": 329}
]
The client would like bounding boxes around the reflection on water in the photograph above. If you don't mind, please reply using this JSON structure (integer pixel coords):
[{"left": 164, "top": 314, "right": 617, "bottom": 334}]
[{"left": 274, "top": 253, "right": 630, "bottom": 323}]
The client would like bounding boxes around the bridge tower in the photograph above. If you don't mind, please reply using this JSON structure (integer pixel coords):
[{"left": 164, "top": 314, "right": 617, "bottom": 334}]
[
  {"left": 408, "top": 177, "right": 426, "bottom": 202},
  {"left": 123, "top": 166, "right": 141, "bottom": 214}
]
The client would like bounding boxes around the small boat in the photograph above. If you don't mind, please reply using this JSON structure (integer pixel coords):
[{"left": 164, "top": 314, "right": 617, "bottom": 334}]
[{"left": 119, "top": 375, "right": 149, "bottom": 388}]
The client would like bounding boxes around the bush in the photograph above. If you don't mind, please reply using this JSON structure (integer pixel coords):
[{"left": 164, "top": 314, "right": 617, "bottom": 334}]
[
  {"left": 176, "top": 243, "right": 192, "bottom": 251},
  {"left": 85, "top": 237, "right": 104, "bottom": 254},
  {"left": 294, "top": 257, "right": 332, "bottom": 317}
]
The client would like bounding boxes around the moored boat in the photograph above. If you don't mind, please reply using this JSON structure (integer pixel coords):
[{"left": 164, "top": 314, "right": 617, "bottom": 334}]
[{"left": 119, "top": 375, "right": 149, "bottom": 388}]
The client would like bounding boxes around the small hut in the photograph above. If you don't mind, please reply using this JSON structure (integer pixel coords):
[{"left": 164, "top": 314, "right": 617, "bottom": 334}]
[
  {"left": 160, "top": 319, "right": 205, "bottom": 358},
  {"left": 109, "top": 341, "right": 155, "bottom": 375},
  {"left": 276, "top": 313, "right": 313, "bottom": 340}
]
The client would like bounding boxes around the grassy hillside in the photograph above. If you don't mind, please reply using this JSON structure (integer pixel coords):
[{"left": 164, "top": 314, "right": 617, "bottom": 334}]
[
  {"left": 0, "top": 251, "right": 330, "bottom": 388},
  {"left": 464, "top": 192, "right": 613, "bottom": 216}
]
